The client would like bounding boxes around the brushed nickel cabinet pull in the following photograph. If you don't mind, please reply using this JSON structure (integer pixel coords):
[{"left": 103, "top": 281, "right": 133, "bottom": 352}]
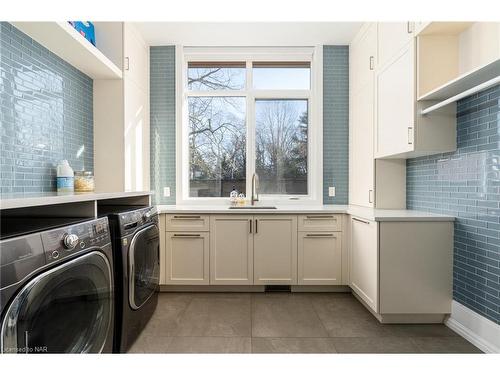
[
  {"left": 255, "top": 219, "right": 258, "bottom": 234},
  {"left": 306, "top": 215, "right": 336, "bottom": 219},
  {"left": 173, "top": 234, "right": 201, "bottom": 237},
  {"left": 368, "top": 189, "right": 374, "bottom": 204},
  {"left": 408, "top": 127, "right": 413, "bottom": 145},
  {"left": 173, "top": 215, "right": 201, "bottom": 219},
  {"left": 352, "top": 217, "right": 370, "bottom": 225},
  {"left": 369, "top": 56, "right": 374, "bottom": 70},
  {"left": 306, "top": 233, "right": 334, "bottom": 237},
  {"left": 249, "top": 219, "right": 252, "bottom": 234},
  {"left": 407, "top": 21, "right": 413, "bottom": 33},
  {"left": 125, "top": 57, "right": 130, "bottom": 71}
]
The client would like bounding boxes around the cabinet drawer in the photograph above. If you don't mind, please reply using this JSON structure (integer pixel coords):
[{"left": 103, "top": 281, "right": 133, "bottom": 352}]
[
  {"left": 165, "top": 214, "right": 209, "bottom": 232},
  {"left": 164, "top": 232, "right": 209, "bottom": 285},
  {"left": 298, "top": 232, "right": 342, "bottom": 285},
  {"left": 298, "top": 214, "right": 342, "bottom": 232}
]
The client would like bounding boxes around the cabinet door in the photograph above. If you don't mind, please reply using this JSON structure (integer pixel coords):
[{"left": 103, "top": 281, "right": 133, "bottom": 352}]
[
  {"left": 377, "top": 22, "right": 414, "bottom": 68},
  {"left": 165, "top": 232, "right": 209, "bottom": 285},
  {"left": 254, "top": 215, "right": 297, "bottom": 285},
  {"left": 376, "top": 40, "right": 415, "bottom": 158},
  {"left": 210, "top": 215, "right": 253, "bottom": 285},
  {"left": 123, "top": 23, "right": 148, "bottom": 91},
  {"left": 350, "top": 81, "right": 375, "bottom": 206},
  {"left": 350, "top": 217, "right": 378, "bottom": 312},
  {"left": 298, "top": 232, "right": 342, "bottom": 285},
  {"left": 351, "top": 23, "right": 377, "bottom": 93},
  {"left": 124, "top": 78, "right": 149, "bottom": 191}
]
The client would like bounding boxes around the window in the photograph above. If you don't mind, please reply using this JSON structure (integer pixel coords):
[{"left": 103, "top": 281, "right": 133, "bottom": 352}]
[
  {"left": 255, "top": 99, "right": 308, "bottom": 195},
  {"left": 188, "top": 96, "right": 246, "bottom": 197},
  {"left": 180, "top": 47, "right": 322, "bottom": 204}
]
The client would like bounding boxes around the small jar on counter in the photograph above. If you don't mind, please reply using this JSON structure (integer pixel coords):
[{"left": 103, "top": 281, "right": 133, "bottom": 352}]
[{"left": 74, "top": 171, "right": 95, "bottom": 192}]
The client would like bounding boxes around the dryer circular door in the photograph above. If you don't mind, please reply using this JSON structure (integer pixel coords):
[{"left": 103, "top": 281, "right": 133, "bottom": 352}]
[
  {"left": 128, "top": 224, "right": 159, "bottom": 310},
  {"left": 1, "top": 251, "right": 113, "bottom": 354}
]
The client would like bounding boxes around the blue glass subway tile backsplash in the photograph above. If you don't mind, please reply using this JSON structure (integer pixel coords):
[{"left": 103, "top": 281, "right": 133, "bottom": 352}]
[
  {"left": 150, "top": 46, "right": 176, "bottom": 205},
  {"left": 407, "top": 84, "right": 500, "bottom": 324},
  {"left": 323, "top": 46, "right": 349, "bottom": 204},
  {"left": 149, "top": 45, "right": 349, "bottom": 205},
  {"left": 0, "top": 22, "right": 93, "bottom": 195}
]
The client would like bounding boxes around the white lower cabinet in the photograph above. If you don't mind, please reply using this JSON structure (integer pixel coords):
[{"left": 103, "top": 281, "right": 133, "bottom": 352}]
[
  {"left": 349, "top": 216, "right": 379, "bottom": 312},
  {"left": 164, "top": 232, "right": 209, "bottom": 285},
  {"left": 253, "top": 215, "right": 298, "bottom": 285},
  {"left": 298, "top": 232, "right": 342, "bottom": 285},
  {"left": 210, "top": 215, "right": 253, "bottom": 285}
]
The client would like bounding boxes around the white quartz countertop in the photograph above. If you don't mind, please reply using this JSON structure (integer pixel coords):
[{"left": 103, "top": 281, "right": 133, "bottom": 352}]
[
  {"left": 156, "top": 204, "right": 455, "bottom": 222},
  {"left": 0, "top": 191, "right": 153, "bottom": 210}
]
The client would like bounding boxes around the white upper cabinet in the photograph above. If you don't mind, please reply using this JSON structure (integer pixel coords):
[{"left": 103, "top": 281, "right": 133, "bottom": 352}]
[
  {"left": 123, "top": 23, "right": 149, "bottom": 91},
  {"left": 377, "top": 22, "right": 414, "bottom": 68},
  {"left": 351, "top": 23, "right": 377, "bottom": 94},
  {"left": 375, "top": 40, "right": 415, "bottom": 157},
  {"left": 372, "top": 22, "right": 456, "bottom": 159}
]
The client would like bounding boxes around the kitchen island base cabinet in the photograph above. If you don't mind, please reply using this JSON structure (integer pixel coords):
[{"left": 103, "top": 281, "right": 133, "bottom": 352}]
[
  {"left": 298, "top": 232, "right": 342, "bottom": 285},
  {"left": 349, "top": 216, "right": 453, "bottom": 323},
  {"left": 253, "top": 216, "right": 298, "bottom": 285},
  {"left": 164, "top": 232, "right": 209, "bottom": 285},
  {"left": 210, "top": 215, "right": 253, "bottom": 285},
  {"left": 379, "top": 221, "right": 453, "bottom": 315}
]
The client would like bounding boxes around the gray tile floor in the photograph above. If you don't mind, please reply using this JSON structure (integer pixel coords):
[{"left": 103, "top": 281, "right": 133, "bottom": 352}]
[{"left": 127, "top": 292, "right": 482, "bottom": 353}]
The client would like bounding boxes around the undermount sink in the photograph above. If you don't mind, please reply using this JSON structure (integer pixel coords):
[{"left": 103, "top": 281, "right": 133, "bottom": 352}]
[{"left": 228, "top": 206, "right": 277, "bottom": 209}]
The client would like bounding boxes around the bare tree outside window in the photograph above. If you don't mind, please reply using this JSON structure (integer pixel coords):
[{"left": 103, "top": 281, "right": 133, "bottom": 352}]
[
  {"left": 255, "top": 100, "right": 308, "bottom": 195},
  {"left": 188, "top": 63, "right": 245, "bottom": 91},
  {"left": 189, "top": 97, "right": 246, "bottom": 197}
]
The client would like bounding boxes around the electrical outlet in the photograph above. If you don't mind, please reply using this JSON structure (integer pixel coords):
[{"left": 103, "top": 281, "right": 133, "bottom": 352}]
[
  {"left": 163, "top": 187, "right": 171, "bottom": 197},
  {"left": 328, "top": 187, "right": 336, "bottom": 197}
]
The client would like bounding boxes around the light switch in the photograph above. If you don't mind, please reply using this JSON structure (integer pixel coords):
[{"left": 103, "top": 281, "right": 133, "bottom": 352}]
[
  {"left": 163, "top": 187, "right": 171, "bottom": 197},
  {"left": 329, "top": 187, "right": 336, "bottom": 197}
]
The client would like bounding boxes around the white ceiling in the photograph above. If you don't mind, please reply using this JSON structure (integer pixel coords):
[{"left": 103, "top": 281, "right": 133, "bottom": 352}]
[{"left": 134, "top": 22, "right": 362, "bottom": 46}]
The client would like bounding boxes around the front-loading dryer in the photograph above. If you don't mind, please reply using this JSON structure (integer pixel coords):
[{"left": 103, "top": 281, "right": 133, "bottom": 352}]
[{"left": 0, "top": 217, "right": 114, "bottom": 354}]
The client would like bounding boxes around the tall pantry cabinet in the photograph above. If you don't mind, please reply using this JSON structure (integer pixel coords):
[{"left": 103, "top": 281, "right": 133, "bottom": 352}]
[
  {"left": 349, "top": 23, "right": 406, "bottom": 209},
  {"left": 94, "top": 23, "right": 150, "bottom": 192}
]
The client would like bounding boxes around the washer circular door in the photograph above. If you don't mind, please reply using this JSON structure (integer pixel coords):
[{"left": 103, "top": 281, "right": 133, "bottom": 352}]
[
  {"left": 1, "top": 251, "right": 113, "bottom": 354},
  {"left": 129, "top": 224, "right": 159, "bottom": 310}
]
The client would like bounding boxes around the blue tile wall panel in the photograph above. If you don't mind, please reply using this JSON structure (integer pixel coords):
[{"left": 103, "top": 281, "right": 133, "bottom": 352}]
[
  {"left": 150, "top": 46, "right": 176, "bottom": 204},
  {"left": 407, "top": 84, "right": 500, "bottom": 324},
  {"left": 0, "top": 22, "right": 93, "bottom": 195},
  {"left": 323, "top": 46, "right": 349, "bottom": 204},
  {"left": 149, "top": 45, "right": 348, "bottom": 205}
]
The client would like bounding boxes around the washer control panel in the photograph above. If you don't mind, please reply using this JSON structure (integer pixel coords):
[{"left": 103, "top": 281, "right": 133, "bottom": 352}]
[
  {"left": 117, "top": 206, "right": 158, "bottom": 236},
  {"left": 41, "top": 217, "right": 110, "bottom": 264}
]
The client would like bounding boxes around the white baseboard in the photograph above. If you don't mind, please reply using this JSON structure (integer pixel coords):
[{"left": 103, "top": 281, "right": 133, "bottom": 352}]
[{"left": 445, "top": 300, "right": 500, "bottom": 353}]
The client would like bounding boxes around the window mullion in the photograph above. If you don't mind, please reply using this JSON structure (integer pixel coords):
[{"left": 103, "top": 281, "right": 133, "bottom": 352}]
[{"left": 245, "top": 60, "right": 254, "bottom": 199}]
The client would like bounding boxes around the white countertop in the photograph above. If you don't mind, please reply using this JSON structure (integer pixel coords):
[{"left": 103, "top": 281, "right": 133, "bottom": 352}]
[
  {"left": 0, "top": 191, "right": 153, "bottom": 210},
  {"left": 156, "top": 204, "right": 454, "bottom": 222}
]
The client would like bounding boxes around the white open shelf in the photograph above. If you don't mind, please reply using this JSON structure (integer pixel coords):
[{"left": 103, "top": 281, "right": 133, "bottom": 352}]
[
  {"left": 12, "top": 22, "right": 122, "bottom": 80},
  {"left": 419, "top": 59, "right": 500, "bottom": 115}
]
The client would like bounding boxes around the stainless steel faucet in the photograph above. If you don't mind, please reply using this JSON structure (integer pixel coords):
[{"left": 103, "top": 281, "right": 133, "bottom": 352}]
[{"left": 251, "top": 173, "right": 259, "bottom": 205}]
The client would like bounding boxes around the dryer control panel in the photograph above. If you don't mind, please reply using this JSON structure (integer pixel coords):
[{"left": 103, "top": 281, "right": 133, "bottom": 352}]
[{"left": 41, "top": 217, "right": 111, "bottom": 264}]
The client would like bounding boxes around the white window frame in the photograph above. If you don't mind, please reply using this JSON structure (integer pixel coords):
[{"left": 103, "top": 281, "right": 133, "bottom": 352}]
[{"left": 176, "top": 46, "right": 323, "bottom": 205}]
